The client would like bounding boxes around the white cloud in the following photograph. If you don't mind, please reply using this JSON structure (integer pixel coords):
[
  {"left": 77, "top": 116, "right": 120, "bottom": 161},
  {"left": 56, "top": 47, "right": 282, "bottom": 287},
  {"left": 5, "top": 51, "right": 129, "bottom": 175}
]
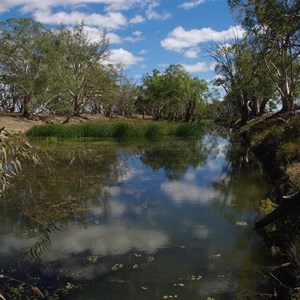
[
  {"left": 184, "top": 48, "right": 199, "bottom": 58},
  {"left": 104, "top": 0, "right": 150, "bottom": 12},
  {"left": 34, "top": 9, "right": 127, "bottom": 29},
  {"left": 133, "top": 30, "right": 142, "bottom": 36},
  {"left": 85, "top": 29, "right": 143, "bottom": 45},
  {"left": 179, "top": 0, "right": 206, "bottom": 10},
  {"left": 130, "top": 14, "right": 145, "bottom": 24},
  {"left": 161, "top": 181, "right": 220, "bottom": 205},
  {"left": 80, "top": 26, "right": 123, "bottom": 44},
  {"left": 103, "top": 48, "right": 144, "bottom": 68},
  {"left": 139, "top": 49, "right": 148, "bottom": 55},
  {"left": 107, "top": 32, "right": 123, "bottom": 44},
  {"left": 121, "top": 31, "right": 144, "bottom": 43},
  {"left": 0, "top": 0, "right": 146, "bottom": 13},
  {"left": 146, "top": 1, "right": 171, "bottom": 21},
  {"left": 182, "top": 62, "right": 209, "bottom": 73},
  {"left": 81, "top": 26, "right": 141, "bottom": 45},
  {"left": 161, "top": 25, "right": 245, "bottom": 52}
]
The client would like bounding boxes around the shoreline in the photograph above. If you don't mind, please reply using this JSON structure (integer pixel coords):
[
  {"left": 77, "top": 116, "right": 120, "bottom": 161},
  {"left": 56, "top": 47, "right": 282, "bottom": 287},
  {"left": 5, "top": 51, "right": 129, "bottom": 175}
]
[{"left": 237, "top": 112, "right": 300, "bottom": 299}]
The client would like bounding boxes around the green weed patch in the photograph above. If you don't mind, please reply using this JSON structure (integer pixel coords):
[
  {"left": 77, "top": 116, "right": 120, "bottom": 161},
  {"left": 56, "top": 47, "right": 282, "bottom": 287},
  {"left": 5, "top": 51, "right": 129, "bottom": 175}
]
[{"left": 26, "top": 120, "right": 203, "bottom": 140}]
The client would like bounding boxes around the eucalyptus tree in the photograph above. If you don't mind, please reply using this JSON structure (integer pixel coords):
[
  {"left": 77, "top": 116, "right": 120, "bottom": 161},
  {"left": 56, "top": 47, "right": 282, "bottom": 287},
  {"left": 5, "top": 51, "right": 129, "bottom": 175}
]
[
  {"left": 89, "top": 64, "right": 119, "bottom": 116},
  {"left": 53, "top": 23, "right": 110, "bottom": 116},
  {"left": 115, "top": 72, "right": 139, "bottom": 116},
  {"left": 229, "top": 0, "right": 300, "bottom": 112},
  {"left": 0, "top": 18, "right": 55, "bottom": 117},
  {"left": 163, "top": 64, "right": 187, "bottom": 120},
  {"left": 177, "top": 71, "right": 208, "bottom": 122},
  {"left": 140, "top": 69, "right": 167, "bottom": 119},
  {"left": 140, "top": 64, "right": 208, "bottom": 121},
  {"left": 211, "top": 40, "right": 275, "bottom": 123}
]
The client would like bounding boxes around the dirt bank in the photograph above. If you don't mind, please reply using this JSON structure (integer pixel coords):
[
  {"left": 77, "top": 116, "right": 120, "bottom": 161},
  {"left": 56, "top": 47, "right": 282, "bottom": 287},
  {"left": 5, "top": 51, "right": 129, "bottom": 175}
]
[{"left": 0, "top": 113, "right": 109, "bottom": 134}]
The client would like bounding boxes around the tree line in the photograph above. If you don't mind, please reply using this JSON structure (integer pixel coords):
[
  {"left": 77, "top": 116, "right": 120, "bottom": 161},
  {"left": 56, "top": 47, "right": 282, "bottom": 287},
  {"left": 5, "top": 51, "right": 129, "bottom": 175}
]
[
  {"left": 0, "top": 18, "right": 120, "bottom": 117},
  {"left": 1, "top": 0, "right": 299, "bottom": 124},
  {"left": 0, "top": 18, "right": 217, "bottom": 122}
]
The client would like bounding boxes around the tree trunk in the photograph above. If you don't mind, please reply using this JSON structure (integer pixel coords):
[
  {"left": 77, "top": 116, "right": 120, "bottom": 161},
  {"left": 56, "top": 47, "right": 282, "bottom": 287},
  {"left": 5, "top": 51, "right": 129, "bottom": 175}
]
[
  {"left": 73, "top": 96, "right": 80, "bottom": 116},
  {"left": 239, "top": 104, "right": 249, "bottom": 124},
  {"left": 1, "top": 94, "right": 8, "bottom": 113},
  {"left": 10, "top": 88, "right": 19, "bottom": 113},
  {"left": 281, "top": 95, "right": 294, "bottom": 113},
  {"left": 23, "top": 93, "right": 32, "bottom": 118},
  {"left": 259, "top": 98, "right": 269, "bottom": 115}
]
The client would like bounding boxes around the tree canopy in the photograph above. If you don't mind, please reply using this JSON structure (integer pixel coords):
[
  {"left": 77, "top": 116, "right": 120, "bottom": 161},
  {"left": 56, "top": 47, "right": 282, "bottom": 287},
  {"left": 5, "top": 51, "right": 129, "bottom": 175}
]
[
  {"left": 138, "top": 64, "right": 210, "bottom": 122},
  {"left": 228, "top": 0, "right": 300, "bottom": 114}
]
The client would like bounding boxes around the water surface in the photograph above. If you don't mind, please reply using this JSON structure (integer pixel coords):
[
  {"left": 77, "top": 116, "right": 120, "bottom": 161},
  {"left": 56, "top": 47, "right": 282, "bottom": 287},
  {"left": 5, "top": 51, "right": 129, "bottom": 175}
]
[{"left": 0, "top": 130, "right": 272, "bottom": 299}]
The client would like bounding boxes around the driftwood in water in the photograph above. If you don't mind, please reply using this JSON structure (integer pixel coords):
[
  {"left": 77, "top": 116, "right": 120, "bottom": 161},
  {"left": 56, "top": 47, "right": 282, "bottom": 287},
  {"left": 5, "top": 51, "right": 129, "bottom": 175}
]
[{"left": 255, "top": 191, "right": 300, "bottom": 229}]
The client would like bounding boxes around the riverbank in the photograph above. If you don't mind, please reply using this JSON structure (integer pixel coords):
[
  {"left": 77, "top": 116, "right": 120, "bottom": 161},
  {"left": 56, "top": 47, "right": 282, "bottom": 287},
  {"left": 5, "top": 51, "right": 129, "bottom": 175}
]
[
  {"left": 0, "top": 113, "right": 111, "bottom": 133},
  {"left": 238, "top": 112, "right": 300, "bottom": 195},
  {"left": 237, "top": 111, "right": 300, "bottom": 299}
]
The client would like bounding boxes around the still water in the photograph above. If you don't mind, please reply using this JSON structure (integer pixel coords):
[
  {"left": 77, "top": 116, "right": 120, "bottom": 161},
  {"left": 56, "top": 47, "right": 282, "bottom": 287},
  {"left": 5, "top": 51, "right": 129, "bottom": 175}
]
[{"left": 0, "top": 129, "right": 272, "bottom": 299}]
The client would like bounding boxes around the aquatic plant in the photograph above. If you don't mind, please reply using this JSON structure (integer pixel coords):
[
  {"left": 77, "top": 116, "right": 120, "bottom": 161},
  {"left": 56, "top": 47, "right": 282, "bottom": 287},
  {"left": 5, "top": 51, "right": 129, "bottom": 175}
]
[{"left": 26, "top": 120, "right": 204, "bottom": 139}]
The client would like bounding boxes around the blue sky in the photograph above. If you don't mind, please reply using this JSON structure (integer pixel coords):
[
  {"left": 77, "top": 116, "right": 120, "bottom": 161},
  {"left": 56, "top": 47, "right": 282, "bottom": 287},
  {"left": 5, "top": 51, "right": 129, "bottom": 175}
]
[{"left": 0, "top": 0, "right": 244, "bottom": 84}]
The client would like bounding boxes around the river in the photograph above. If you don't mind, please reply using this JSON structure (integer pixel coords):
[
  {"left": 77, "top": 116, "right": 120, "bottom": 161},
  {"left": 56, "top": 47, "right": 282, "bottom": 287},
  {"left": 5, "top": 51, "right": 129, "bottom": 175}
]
[{"left": 0, "top": 127, "right": 274, "bottom": 299}]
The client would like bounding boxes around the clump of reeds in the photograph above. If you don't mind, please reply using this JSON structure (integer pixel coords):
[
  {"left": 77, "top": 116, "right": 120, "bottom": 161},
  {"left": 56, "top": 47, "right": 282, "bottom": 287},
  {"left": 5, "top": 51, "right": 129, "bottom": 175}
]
[{"left": 27, "top": 120, "right": 203, "bottom": 139}]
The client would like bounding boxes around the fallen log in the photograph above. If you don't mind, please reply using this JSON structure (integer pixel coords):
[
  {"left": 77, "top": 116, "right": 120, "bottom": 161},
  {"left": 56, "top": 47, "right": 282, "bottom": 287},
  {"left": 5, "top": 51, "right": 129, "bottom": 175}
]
[{"left": 254, "top": 191, "right": 300, "bottom": 229}]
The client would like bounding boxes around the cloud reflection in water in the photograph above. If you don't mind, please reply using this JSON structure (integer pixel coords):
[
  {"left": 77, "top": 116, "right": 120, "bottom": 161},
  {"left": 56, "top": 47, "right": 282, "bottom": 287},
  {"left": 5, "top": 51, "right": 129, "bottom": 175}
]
[{"left": 161, "top": 181, "right": 220, "bottom": 206}]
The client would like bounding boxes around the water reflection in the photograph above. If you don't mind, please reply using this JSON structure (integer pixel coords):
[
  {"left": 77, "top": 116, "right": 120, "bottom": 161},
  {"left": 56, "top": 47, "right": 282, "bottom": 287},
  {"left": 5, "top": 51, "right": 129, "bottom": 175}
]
[
  {"left": 161, "top": 181, "right": 220, "bottom": 206},
  {"left": 0, "top": 131, "right": 273, "bottom": 299}
]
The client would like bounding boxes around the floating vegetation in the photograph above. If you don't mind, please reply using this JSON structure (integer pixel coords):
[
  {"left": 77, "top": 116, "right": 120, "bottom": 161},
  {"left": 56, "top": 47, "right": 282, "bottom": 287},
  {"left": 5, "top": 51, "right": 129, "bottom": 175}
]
[
  {"left": 111, "top": 263, "right": 123, "bottom": 271},
  {"left": 235, "top": 221, "right": 248, "bottom": 227},
  {"left": 163, "top": 294, "right": 178, "bottom": 299},
  {"left": 26, "top": 120, "right": 203, "bottom": 139},
  {"left": 187, "top": 275, "right": 202, "bottom": 281},
  {"left": 173, "top": 283, "right": 185, "bottom": 287},
  {"left": 86, "top": 256, "right": 99, "bottom": 263},
  {"left": 177, "top": 274, "right": 203, "bottom": 282},
  {"left": 146, "top": 256, "right": 155, "bottom": 263},
  {"left": 211, "top": 253, "right": 221, "bottom": 259},
  {"left": 129, "top": 253, "right": 155, "bottom": 270}
]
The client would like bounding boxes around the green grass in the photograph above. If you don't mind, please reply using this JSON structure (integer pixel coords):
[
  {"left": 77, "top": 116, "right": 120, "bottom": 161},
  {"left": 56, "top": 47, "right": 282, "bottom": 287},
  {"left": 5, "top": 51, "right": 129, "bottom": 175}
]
[{"left": 26, "top": 120, "right": 203, "bottom": 139}]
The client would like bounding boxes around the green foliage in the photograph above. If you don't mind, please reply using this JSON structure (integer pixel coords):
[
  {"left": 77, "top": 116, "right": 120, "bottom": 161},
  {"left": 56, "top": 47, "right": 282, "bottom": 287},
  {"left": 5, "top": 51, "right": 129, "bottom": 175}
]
[
  {"left": 175, "top": 123, "right": 203, "bottom": 138},
  {"left": 0, "top": 274, "right": 45, "bottom": 299},
  {"left": 210, "top": 40, "right": 276, "bottom": 123},
  {"left": 0, "top": 18, "right": 56, "bottom": 116},
  {"left": 51, "top": 23, "right": 110, "bottom": 115},
  {"left": 0, "top": 130, "right": 40, "bottom": 197},
  {"left": 138, "top": 64, "right": 209, "bottom": 122},
  {"left": 229, "top": 0, "right": 300, "bottom": 113},
  {"left": 258, "top": 198, "right": 278, "bottom": 218},
  {"left": 144, "top": 124, "right": 162, "bottom": 139},
  {"left": 27, "top": 120, "right": 203, "bottom": 139}
]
